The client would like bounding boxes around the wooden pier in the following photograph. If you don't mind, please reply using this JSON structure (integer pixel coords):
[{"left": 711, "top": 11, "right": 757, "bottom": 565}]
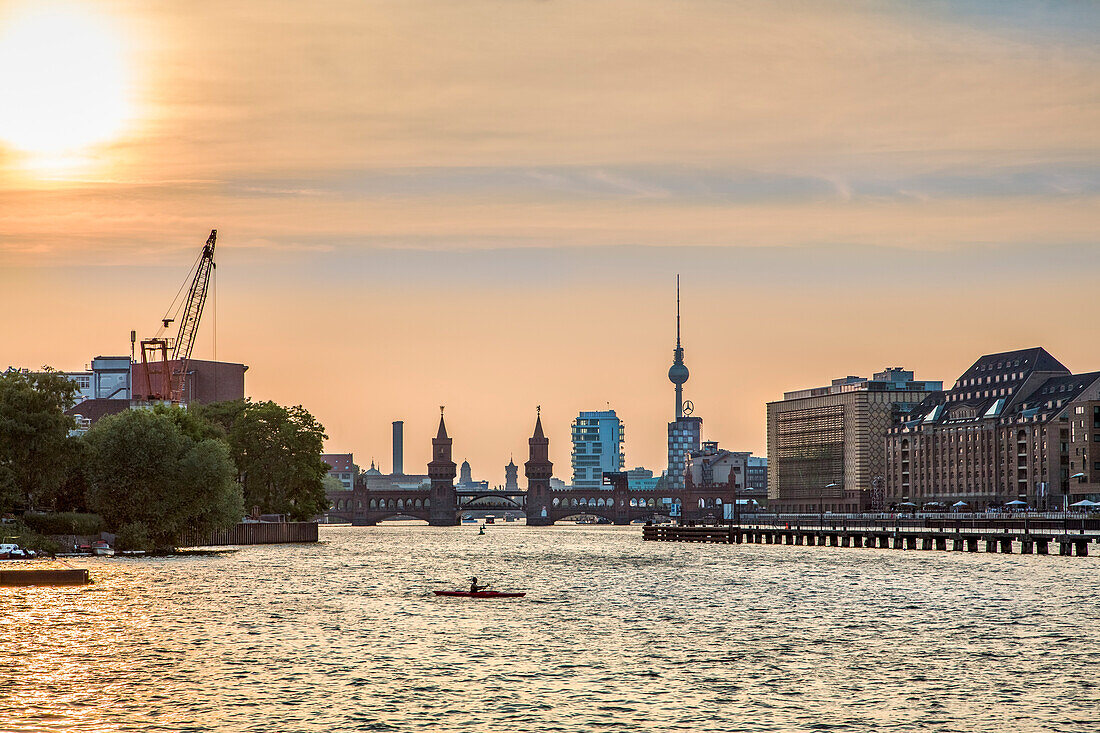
[
  {"left": 178, "top": 521, "right": 319, "bottom": 547},
  {"left": 642, "top": 524, "right": 1099, "bottom": 557}
]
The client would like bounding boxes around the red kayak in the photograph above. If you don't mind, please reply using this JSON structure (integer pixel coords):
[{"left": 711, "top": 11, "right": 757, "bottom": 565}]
[{"left": 434, "top": 590, "right": 526, "bottom": 598}]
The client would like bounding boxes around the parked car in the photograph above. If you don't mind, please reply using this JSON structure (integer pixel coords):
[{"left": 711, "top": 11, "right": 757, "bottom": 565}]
[{"left": 0, "top": 543, "right": 37, "bottom": 559}]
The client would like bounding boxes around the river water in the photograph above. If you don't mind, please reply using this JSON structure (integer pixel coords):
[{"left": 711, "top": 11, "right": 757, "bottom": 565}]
[{"left": 2, "top": 524, "right": 1098, "bottom": 732}]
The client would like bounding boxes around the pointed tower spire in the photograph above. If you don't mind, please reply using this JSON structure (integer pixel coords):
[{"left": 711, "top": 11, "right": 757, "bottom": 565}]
[
  {"left": 525, "top": 404, "right": 553, "bottom": 524},
  {"left": 428, "top": 406, "right": 457, "bottom": 525},
  {"left": 436, "top": 405, "right": 448, "bottom": 439},
  {"left": 533, "top": 404, "right": 545, "bottom": 440}
]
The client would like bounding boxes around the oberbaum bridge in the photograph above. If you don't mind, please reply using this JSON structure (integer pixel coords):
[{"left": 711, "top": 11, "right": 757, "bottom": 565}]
[{"left": 326, "top": 409, "right": 727, "bottom": 527}]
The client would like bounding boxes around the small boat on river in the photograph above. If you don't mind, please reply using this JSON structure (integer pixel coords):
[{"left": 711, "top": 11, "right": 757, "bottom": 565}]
[
  {"left": 91, "top": 540, "right": 114, "bottom": 557},
  {"left": 434, "top": 590, "right": 526, "bottom": 599}
]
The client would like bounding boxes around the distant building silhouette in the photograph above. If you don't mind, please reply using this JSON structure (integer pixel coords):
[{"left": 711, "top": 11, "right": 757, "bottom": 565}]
[{"left": 504, "top": 457, "right": 519, "bottom": 491}]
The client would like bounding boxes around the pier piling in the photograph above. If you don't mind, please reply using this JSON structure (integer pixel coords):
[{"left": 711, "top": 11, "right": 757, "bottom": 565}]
[{"left": 641, "top": 524, "right": 1096, "bottom": 560}]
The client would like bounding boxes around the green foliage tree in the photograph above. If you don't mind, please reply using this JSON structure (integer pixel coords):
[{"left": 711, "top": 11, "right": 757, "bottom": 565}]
[
  {"left": 194, "top": 399, "right": 329, "bottom": 520},
  {"left": 0, "top": 368, "right": 79, "bottom": 513},
  {"left": 190, "top": 399, "right": 246, "bottom": 436},
  {"left": 52, "top": 437, "right": 92, "bottom": 513},
  {"left": 322, "top": 474, "right": 346, "bottom": 494},
  {"left": 152, "top": 402, "right": 225, "bottom": 442},
  {"left": 84, "top": 409, "right": 243, "bottom": 551}
]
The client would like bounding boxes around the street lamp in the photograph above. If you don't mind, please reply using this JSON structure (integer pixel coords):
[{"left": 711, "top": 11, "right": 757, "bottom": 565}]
[
  {"left": 1069, "top": 473, "right": 1085, "bottom": 534},
  {"left": 823, "top": 483, "right": 839, "bottom": 528}
]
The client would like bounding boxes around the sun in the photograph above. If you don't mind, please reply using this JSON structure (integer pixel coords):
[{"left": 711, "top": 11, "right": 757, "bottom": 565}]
[{"left": 0, "top": 2, "right": 133, "bottom": 158}]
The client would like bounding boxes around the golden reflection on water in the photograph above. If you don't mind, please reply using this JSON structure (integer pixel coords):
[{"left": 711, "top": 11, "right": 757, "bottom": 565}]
[{"left": 2, "top": 527, "right": 1100, "bottom": 732}]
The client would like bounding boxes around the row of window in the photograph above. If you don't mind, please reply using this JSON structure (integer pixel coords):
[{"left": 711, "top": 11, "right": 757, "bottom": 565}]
[{"left": 959, "top": 371, "right": 1020, "bottom": 388}]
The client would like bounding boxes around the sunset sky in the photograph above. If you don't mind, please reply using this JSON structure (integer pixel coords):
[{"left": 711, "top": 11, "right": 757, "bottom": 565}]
[{"left": 2, "top": 0, "right": 1098, "bottom": 486}]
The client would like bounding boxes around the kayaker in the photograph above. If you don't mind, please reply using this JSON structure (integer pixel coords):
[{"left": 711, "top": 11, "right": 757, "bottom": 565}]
[{"left": 469, "top": 577, "right": 489, "bottom": 594}]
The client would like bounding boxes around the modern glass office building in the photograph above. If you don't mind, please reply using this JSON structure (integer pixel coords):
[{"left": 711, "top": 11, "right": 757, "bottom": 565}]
[{"left": 571, "top": 410, "right": 625, "bottom": 489}]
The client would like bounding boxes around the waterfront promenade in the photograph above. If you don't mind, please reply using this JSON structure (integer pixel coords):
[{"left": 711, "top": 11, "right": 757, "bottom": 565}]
[{"left": 644, "top": 513, "right": 1100, "bottom": 556}]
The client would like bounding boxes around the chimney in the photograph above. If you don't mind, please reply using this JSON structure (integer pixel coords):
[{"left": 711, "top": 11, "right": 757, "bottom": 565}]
[{"left": 392, "top": 420, "right": 404, "bottom": 475}]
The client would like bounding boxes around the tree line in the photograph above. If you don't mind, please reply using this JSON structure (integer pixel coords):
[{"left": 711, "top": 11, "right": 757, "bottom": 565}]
[{"left": 0, "top": 369, "right": 330, "bottom": 552}]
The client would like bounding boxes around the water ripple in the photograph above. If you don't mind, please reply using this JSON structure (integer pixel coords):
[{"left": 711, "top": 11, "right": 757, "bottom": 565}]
[{"left": 2, "top": 525, "right": 1099, "bottom": 731}]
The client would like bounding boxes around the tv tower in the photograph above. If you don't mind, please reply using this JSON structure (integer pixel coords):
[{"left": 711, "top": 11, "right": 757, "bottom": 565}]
[{"left": 668, "top": 275, "right": 690, "bottom": 419}]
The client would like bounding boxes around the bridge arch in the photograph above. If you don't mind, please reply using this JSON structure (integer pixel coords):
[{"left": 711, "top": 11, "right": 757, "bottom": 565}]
[
  {"left": 368, "top": 512, "right": 430, "bottom": 524},
  {"left": 558, "top": 511, "right": 617, "bottom": 524},
  {"left": 462, "top": 494, "right": 524, "bottom": 509}
]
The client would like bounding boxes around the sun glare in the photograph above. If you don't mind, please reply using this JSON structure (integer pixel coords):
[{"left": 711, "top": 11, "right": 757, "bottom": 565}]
[{"left": 0, "top": 2, "right": 132, "bottom": 160}]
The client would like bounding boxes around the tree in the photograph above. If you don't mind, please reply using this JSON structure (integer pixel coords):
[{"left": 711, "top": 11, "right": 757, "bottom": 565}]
[
  {"left": 152, "top": 403, "right": 225, "bottom": 442},
  {"left": 50, "top": 437, "right": 92, "bottom": 513},
  {"left": 0, "top": 368, "right": 79, "bottom": 513},
  {"left": 194, "top": 399, "right": 329, "bottom": 520},
  {"left": 323, "top": 474, "right": 346, "bottom": 494},
  {"left": 84, "top": 409, "right": 243, "bottom": 551},
  {"left": 190, "top": 399, "right": 246, "bottom": 437}
]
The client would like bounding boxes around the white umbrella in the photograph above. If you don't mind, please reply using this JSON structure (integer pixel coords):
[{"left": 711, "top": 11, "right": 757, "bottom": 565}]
[
  {"left": 952, "top": 501, "right": 968, "bottom": 508},
  {"left": 1070, "top": 499, "right": 1097, "bottom": 508},
  {"left": 1006, "top": 500, "right": 1028, "bottom": 506}
]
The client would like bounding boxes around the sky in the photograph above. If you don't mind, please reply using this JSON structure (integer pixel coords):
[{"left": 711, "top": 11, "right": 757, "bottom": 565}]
[{"left": 1, "top": 0, "right": 1098, "bottom": 486}]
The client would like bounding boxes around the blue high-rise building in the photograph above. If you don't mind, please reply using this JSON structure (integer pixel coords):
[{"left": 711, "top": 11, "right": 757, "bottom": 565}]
[{"left": 571, "top": 410, "right": 625, "bottom": 489}]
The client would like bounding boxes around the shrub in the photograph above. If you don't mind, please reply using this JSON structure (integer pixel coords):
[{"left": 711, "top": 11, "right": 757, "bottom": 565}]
[
  {"left": 21, "top": 511, "right": 104, "bottom": 536},
  {"left": 115, "top": 522, "right": 152, "bottom": 553},
  {"left": 12, "top": 527, "right": 60, "bottom": 556}
]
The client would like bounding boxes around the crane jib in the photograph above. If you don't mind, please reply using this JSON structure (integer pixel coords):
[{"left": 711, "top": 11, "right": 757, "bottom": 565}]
[
  {"left": 139, "top": 229, "right": 217, "bottom": 403},
  {"left": 168, "top": 229, "right": 217, "bottom": 402}
]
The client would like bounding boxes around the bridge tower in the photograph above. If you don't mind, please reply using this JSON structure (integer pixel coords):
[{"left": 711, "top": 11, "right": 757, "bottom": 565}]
[
  {"left": 525, "top": 407, "right": 554, "bottom": 526},
  {"left": 428, "top": 407, "right": 459, "bottom": 526}
]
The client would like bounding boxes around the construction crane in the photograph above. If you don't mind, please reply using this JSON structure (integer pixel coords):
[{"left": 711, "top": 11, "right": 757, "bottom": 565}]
[{"left": 139, "top": 230, "right": 217, "bottom": 403}]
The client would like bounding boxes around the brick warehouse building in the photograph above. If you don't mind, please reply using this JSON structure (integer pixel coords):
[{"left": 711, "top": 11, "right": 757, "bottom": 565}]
[
  {"left": 131, "top": 358, "right": 247, "bottom": 404},
  {"left": 885, "top": 347, "right": 1100, "bottom": 510}
]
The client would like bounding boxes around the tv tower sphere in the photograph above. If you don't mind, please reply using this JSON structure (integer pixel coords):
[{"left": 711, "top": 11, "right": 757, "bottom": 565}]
[{"left": 669, "top": 361, "right": 689, "bottom": 385}]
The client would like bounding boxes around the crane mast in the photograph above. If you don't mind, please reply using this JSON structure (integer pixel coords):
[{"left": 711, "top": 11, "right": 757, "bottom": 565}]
[
  {"left": 169, "top": 229, "right": 217, "bottom": 400},
  {"left": 139, "top": 229, "right": 217, "bottom": 403}
]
